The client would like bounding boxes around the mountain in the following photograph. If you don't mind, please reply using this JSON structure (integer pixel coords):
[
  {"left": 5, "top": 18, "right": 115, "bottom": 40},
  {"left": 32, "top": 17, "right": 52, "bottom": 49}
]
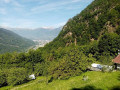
[
  {"left": 46, "top": 0, "right": 120, "bottom": 48},
  {"left": 0, "top": 0, "right": 120, "bottom": 86},
  {"left": 8, "top": 27, "right": 63, "bottom": 40},
  {"left": 41, "top": 0, "right": 120, "bottom": 79},
  {"left": 0, "top": 28, "right": 35, "bottom": 53}
]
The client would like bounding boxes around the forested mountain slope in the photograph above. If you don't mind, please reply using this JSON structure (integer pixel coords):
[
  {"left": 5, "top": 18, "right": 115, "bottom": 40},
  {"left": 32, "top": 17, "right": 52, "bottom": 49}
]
[
  {"left": 46, "top": 0, "right": 120, "bottom": 48},
  {"left": 0, "top": 0, "right": 120, "bottom": 87},
  {"left": 0, "top": 28, "right": 35, "bottom": 53}
]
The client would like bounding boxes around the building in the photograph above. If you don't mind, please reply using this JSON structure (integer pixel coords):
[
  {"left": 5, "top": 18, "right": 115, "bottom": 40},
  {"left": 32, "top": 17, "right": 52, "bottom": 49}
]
[{"left": 112, "top": 54, "right": 120, "bottom": 69}]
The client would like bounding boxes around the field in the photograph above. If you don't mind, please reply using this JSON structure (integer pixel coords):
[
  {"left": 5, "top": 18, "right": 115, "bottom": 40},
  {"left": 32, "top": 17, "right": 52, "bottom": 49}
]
[{"left": 1, "top": 71, "right": 120, "bottom": 90}]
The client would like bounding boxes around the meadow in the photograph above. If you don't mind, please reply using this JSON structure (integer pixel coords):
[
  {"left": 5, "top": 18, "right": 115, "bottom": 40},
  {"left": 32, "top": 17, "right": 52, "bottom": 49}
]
[{"left": 1, "top": 71, "right": 120, "bottom": 90}]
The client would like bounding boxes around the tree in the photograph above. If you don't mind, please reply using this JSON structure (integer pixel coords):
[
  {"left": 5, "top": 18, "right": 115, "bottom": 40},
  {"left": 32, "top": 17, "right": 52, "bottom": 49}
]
[
  {"left": 98, "top": 33, "right": 120, "bottom": 56},
  {"left": 0, "top": 70, "right": 7, "bottom": 87},
  {"left": 49, "top": 48, "right": 95, "bottom": 79},
  {"left": 7, "top": 68, "right": 28, "bottom": 86}
]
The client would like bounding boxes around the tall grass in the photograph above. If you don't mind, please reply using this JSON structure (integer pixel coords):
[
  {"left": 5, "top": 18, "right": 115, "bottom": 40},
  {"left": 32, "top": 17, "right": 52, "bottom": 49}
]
[{"left": 1, "top": 71, "right": 120, "bottom": 90}]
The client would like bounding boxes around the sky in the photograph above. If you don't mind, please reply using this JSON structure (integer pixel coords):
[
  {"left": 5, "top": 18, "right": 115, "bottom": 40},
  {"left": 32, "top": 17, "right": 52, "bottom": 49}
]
[{"left": 0, "top": 0, "right": 93, "bottom": 29}]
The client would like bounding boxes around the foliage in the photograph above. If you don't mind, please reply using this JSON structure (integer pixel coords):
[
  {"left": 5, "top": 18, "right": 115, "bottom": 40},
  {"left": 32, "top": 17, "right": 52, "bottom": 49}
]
[
  {"left": 43, "top": 0, "right": 120, "bottom": 49},
  {"left": 0, "top": 70, "right": 7, "bottom": 87},
  {"left": 98, "top": 33, "right": 120, "bottom": 56},
  {"left": 0, "top": 0, "right": 120, "bottom": 88},
  {"left": 47, "top": 48, "right": 95, "bottom": 79},
  {"left": 0, "top": 68, "right": 28, "bottom": 87},
  {"left": 116, "top": 26, "right": 120, "bottom": 35},
  {"left": 97, "top": 54, "right": 113, "bottom": 65},
  {"left": 6, "top": 68, "right": 28, "bottom": 86},
  {"left": 34, "top": 63, "right": 44, "bottom": 76}
]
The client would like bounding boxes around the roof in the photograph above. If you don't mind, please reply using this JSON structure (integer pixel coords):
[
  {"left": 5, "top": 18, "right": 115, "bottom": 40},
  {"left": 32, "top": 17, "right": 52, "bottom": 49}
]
[{"left": 112, "top": 54, "right": 120, "bottom": 64}]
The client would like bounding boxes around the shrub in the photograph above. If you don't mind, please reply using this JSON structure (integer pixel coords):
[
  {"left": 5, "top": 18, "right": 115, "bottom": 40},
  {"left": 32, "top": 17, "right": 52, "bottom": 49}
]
[
  {"left": 34, "top": 63, "right": 44, "bottom": 76},
  {"left": 48, "top": 49, "right": 95, "bottom": 80},
  {"left": 7, "top": 68, "right": 28, "bottom": 86},
  {"left": 0, "top": 70, "right": 7, "bottom": 87},
  {"left": 98, "top": 33, "right": 120, "bottom": 56},
  {"left": 102, "top": 66, "right": 113, "bottom": 73}
]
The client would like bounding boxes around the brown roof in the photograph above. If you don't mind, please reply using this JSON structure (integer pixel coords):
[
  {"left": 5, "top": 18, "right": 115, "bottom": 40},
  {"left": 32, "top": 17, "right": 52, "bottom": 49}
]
[{"left": 112, "top": 54, "right": 120, "bottom": 64}]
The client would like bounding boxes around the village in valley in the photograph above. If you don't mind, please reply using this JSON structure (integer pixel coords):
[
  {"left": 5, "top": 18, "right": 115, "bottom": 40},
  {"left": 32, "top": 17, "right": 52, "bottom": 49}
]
[{"left": 32, "top": 40, "right": 51, "bottom": 50}]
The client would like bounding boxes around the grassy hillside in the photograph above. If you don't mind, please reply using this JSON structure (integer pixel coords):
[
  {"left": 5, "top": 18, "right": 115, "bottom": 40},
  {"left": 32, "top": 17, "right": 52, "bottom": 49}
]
[
  {"left": 1, "top": 71, "right": 120, "bottom": 90},
  {"left": 0, "top": 28, "right": 35, "bottom": 53}
]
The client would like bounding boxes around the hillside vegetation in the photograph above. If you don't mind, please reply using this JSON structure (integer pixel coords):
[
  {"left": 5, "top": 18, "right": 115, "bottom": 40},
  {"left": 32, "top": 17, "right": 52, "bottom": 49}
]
[
  {"left": 0, "top": 28, "right": 35, "bottom": 53},
  {"left": 47, "top": 0, "right": 120, "bottom": 47},
  {"left": 0, "top": 0, "right": 120, "bottom": 89}
]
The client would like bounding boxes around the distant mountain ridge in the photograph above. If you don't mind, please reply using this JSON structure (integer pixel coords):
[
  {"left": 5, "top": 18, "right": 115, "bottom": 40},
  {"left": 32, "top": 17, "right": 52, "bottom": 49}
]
[
  {"left": 7, "top": 26, "right": 63, "bottom": 40},
  {"left": 0, "top": 28, "right": 35, "bottom": 53}
]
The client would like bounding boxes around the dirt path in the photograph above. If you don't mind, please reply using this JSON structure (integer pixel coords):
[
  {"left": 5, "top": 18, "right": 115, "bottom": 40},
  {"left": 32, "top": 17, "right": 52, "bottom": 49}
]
[{"left": 11, "top": 79, "right": 44, "bottom": 90}]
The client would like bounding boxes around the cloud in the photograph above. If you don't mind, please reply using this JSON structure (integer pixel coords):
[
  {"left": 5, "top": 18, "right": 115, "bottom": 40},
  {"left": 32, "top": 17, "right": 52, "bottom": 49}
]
[
  {"left": 31, "top": 0, "right": 83, "bottom": 13},
  {"left": 0, "top": 22, "right": 10, "bottom": 28},
  {"left": 0, "top": 0, "right": 11, "bottom": 4},
  {"left": 1, "top": 0, "right": 11, "bottom": 3},
  {"left": 72, "top": 0, "right": 82, "bottom": 2},
  {"left": 13, "top": 1, "right": 23, "bottom": 7},
  {"left": 53, "top": 22, "right": 66, "bottom": 28},
  {"left": 0, "top": 0, "right": 23, "bottom": 7},
  {"left": 0, "top": 8, "right": 7, "bottom": 14},
  {"left": 0, "top": 0, "right": 93, "bottom": 28},
  {"left": 0, "top": 18, "right": 40, "bottom": 28},
  {"left": 4, "top": 0, "right": 10, "bottom": 3},
  {"left": 0, "top": 17, "right": 66, "bottom": 29},
  {"left": 31, "top": 0, "right": 93, "bottom": 14}
]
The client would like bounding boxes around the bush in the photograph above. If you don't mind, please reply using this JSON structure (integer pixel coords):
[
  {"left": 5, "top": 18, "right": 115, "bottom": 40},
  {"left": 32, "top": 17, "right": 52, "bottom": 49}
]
[
  {"left": 98, "top": 33, "right": 120, "bottom": 56},
  {"left": 98, "top": 54, "right": 113, "bottom": 64},
  {"left": 102, "top": 66, "right": 113, "bottom": 73},
  {"left": 0, "top": 70, "right": 7, "bottom": 87},
  {"left": 34, "top": 63, "right": 44, "bottom": 76},
  {"left": 7, "top": 68, "right": 28, "bottom": 86},
  {"left": 48, "top": 49, "right": 95, "bottom": 80}
]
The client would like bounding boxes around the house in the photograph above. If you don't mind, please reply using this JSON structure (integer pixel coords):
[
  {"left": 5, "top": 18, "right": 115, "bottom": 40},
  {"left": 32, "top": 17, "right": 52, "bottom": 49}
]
[{"left": 112, "top": 54, "right": 120, "bottom": 70}]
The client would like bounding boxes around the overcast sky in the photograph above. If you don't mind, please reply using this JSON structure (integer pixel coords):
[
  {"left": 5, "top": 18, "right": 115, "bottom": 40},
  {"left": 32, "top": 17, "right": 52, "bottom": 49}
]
[{"left": 0, "top": 0, "right": 93, "bottom": 29}]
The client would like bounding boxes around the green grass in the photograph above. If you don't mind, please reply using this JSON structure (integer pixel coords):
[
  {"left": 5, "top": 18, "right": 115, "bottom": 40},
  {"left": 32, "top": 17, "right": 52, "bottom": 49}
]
[{"left": 1, "top": 71, "right": 120, "bottom": 90}]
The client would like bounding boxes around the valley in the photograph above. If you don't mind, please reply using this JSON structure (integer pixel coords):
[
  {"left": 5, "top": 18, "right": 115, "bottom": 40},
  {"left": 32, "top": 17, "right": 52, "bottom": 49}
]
[
  {"left": 33, "top": 40, "right": 51, "bottom": 49},
  {"left": 0, "top": 0, "right": 120, "bottom": 89}
]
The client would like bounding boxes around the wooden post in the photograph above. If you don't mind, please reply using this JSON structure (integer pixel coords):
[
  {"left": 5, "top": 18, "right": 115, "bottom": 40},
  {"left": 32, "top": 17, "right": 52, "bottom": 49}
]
[{"left": 75, "top": 37, "right": 77, "bottom": 46}]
